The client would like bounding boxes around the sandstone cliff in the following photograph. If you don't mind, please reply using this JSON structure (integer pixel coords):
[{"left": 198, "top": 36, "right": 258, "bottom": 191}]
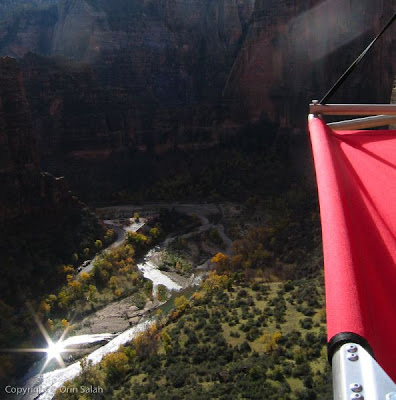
[
  {"left": 223, "top": 0, "right": 396, "bottom": 129},
  {"left": 10, "top": 1, "right": 255, "bottom": 197},
  {"left": 0, "top": 0, "right": 394, "bottom": 199},
  {"left": 0, "top": 56, "right": 79, "bottom": 221}
]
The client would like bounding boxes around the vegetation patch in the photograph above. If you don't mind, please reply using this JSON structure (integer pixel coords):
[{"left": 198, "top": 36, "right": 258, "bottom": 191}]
[{"left": 55, "top": 277, "right": 331, "bottom": 400}]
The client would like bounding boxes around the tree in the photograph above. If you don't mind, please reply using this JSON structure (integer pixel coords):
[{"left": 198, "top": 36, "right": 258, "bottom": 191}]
[
  {"left": 62, "top": 265, "right": 75, "bottom": 275},
  {"left": 80, "top": 357, "right": 94, "bottom": 382},
  {"left": 61, "top": 319, "right": 70, "bottom": 329},
  {"left": 47, "top": 294, "right": 57, "bottom": 305},
  {"left": 149, "top": 227, "right": 161, "bottom": 240},
  {"left": 174, "top": 295, "right": 190, "bottom": 311},
  {"left": 39, "top": 301, "right": 51, "bottom": 316},
  {"left": 109, "top": 276, "right": 118, "bottom": 290},
  {"left": 68, "top": 280, "right": 83, "bottom": 297},
  {"left": 101, "top": 352, "right": 129, "bottom": 383},
  {"left": 157, "top": 285, "right": 167, "bottom": 301},
  {"left": 87, "top": 284, "right": 97, "bottom": 301},
  {"left": 161, "top": 330, "right": 172, "bottom": 353},
  {"left": 133, "top": 325, "right": 159, "bottom": 359},
  {"left": 202, "top": 271, "right": 229, "bottom": 292},
  {"left": 126, "top": 232, "right": 148, "bottom": 255},
  {"left": 211, "top": 252, "right": 230, "bottom": 273},
  {"left": 258, "top": 330, "right": 282, "bottom": 353},
  {"left": 104, "top": 229, "right": 116, "bottom": 244},
  {"left": 80, "top": 272, "right": 91, "bottom": 282},
  {"left": 94, "top": 240, "right": 103, "bottom": 250},
  {"left": 57, "top": 288, "right": 71, "bottom": 309}
]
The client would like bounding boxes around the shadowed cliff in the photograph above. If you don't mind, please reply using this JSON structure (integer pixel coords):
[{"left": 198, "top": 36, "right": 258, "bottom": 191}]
[{"left": 0, "top": 0, "right": 394, "bottom": 200}]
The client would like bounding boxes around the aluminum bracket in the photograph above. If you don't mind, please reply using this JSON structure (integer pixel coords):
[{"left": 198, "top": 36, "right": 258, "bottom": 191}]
[{"left": 332, "top": 343, "right": 396, "bottom": 400}]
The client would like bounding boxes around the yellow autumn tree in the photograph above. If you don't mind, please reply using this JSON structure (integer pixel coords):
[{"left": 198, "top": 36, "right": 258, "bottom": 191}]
[
  {"left": 202, "top": 271, "right": 229, "bottom": 292},
  {"left": 61, "top": 319, "right": 70, "bottom": 328},
  {"left": 191, "top": 291, "right": 204, "bottom": 301},
  {"left": 149, "top": 227, "right": 160, "bottom": 239},
  {"left": 174, "top": 295, "right": 190, "bottom": 311},
  {"left": 258, "top": 330, "right": 282, "bottom": 353},
  {"left": 63, "top": 265, "right": 75, "bottom": 275},
  {"left": 80, "top": 272, "right": 91, "bottom": 282},
  {"left": 68, "top": 280, "right": 83, "bottom": 297},
  {"left": 211, "top": 252, "right": 230, "bottom": 273},
  {"left": 133, "top": 324, "right": 158, "bottom": 359}
]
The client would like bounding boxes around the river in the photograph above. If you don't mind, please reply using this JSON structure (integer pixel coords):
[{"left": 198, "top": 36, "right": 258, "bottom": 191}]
[
  {"left": 20, "top": 203, "right": 230, "bottom": 399},
  {"left": 21, "top": 321, "right": 154, "bottom": 400},
  {"left": 21, "top": 248, "right": 185, "bottom": 399}
]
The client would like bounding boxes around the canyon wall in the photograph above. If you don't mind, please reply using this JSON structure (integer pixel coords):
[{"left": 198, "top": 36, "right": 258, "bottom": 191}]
[
  {"left": 0, "top": 56, "right": 80, "bottom": 221},
  {"left": 0, "top": 0, "right": 394, "bottom": 198},
  {"left": 11, "top": 0, "right": 256, "bottom": 197},
  {"left": 224, "top": 0, "right": 396, "bottom": 130},
  {"left": 0, "top": 1, "right": 58, "bottom": 58}
]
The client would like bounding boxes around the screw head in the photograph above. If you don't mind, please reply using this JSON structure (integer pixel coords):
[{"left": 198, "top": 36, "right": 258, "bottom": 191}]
[
  {"left": 350, "top": 383, "right": 363, "bottom": 393},
  {"left": 348, "top": 354, "right": 359, "bottom": 361},
  {"left": 347, "top": 345, "right": 358, "bottom": 353},
  {"left": 350, "top": 394, "right": 363, "bottom": 400}
]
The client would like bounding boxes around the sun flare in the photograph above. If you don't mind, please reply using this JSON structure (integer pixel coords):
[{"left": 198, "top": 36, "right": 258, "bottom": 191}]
[
  {"left": 46, "top": 340, "right": 65, "bottom": 361},
  {"left": 0, "top": 310, "right": 78, "bottom": 372}
]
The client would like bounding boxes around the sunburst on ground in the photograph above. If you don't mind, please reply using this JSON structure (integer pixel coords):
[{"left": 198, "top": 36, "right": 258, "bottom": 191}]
[{"left": 1, "top": 310, "right": 79, "bottom": 373}]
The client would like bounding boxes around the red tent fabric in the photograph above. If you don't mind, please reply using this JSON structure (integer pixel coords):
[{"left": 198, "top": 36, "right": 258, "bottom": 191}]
[{"left": 309, "top": 117, "right": 396, "bottom": 382}]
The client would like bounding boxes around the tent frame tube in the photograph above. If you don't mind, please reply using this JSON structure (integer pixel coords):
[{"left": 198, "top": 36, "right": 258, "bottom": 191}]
[
  {"left": 309, "top": 102, "right": 396, "bottom": 130},
  {"left": 309, "top": 103, "right": 396, "bottom": 116},
  {"left": 327, "top": 115, "right": 396, "bottom": 130}
]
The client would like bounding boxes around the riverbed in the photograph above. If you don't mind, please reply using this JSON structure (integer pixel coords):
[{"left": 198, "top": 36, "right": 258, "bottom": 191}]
[{"left": 19, "top": 203, "right": 231, "bottom": 399}]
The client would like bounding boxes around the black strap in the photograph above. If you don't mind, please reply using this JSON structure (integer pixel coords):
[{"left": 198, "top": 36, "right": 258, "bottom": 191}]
[{"left": 320, "top": 12, "right": 396, "bottom": 104}]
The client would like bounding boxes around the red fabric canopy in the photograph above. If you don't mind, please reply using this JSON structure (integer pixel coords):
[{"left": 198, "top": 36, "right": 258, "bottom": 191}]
[{"left": 309, "top": 117, "right": 396, "bottom": 382}]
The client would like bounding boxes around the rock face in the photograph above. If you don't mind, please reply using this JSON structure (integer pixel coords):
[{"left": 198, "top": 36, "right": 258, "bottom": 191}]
[
  {"left": 0, "top": 56, "right": 106, "bottom": 312},
  {"left": 224, "top": 0, "right": 396, "bottom": 129},
  {"left": 0, "top": 1, "right": 58, "bottom": 58},
  {"left": 49, "top": 0, "right": 254, "bottom": 138},
  {"left": 0, "top": 56, "right": 77, "bottom": 221},
  {"left": 7, "top": 1, "right": 256, "bottom": 197},
  {"left": 0, "top": 0, "right": 394, "bottom": 197}
]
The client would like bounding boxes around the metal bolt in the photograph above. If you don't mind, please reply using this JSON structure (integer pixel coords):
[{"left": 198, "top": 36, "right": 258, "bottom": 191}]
[
  {"left": 350, "top": 394, "right": 363, "bottom": 400},
  {"left": 348, "top": 353, "right": 359, "bottom": 361},
  {"left": 350, "top": 383, "right": 363, "bottom": 393},
  {"left": 386, "top": 393, "right": 396, "bottom": 400},
  {"left": 347, "top": 345, "right": 358, "bottom": 353}
]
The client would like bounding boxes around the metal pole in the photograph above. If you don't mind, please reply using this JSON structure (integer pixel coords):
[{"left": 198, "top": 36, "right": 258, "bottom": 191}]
[
  {"left": 309, "top": 103, "right": 396, "bottom": 116},
  {"left": 328, "top": 115, "right": 396, "bottom": 130}
]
